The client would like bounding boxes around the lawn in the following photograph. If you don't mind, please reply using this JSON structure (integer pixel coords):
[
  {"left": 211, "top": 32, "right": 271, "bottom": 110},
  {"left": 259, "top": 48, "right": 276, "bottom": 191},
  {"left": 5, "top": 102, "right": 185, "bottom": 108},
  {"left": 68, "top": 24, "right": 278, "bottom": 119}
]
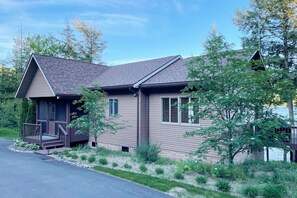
[
  {"left": 0, "top": 128, "right": 19, "bottom": 140},
  {"left": 93, "top": 166, "right": 235, "bottom": 198}
]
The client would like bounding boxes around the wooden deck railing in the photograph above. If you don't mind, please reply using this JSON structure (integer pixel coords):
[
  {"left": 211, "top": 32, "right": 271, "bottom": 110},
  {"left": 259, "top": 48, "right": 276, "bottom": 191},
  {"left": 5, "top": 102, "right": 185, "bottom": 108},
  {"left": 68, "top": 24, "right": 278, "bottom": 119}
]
[
  {"left": 57, "top": 124, "right": 68, "bottom": 147},
  {"left": 22, "top": 123, "right": 42, "bottom": 145}
]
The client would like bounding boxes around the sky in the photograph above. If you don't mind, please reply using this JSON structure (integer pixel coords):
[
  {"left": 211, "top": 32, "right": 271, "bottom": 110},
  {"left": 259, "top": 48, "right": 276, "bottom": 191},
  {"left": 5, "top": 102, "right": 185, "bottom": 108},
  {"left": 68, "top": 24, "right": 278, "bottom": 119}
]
[{"left": 0, "top": 0, "right": 250, "bottom": 65}]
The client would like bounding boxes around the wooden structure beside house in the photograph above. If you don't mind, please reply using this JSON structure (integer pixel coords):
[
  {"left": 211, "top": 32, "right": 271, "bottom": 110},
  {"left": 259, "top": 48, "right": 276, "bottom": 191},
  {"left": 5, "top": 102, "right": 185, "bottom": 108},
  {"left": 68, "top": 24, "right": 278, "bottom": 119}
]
[{"left": 15, "top": 52, "right": 297, "bottom": 162}]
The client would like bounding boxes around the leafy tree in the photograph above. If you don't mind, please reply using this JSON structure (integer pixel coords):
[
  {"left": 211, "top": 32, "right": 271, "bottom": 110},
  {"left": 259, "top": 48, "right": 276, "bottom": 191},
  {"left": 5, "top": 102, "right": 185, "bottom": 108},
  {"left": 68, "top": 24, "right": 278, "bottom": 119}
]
[
  {"left": 234, "top": 0, "right": 297, "bottom": 125},
  {"left": 68, "top": 86, "right": 124, "bottom": 147},
  {"left": 72, "top": 18, "right": 106, "bottom": 63},
  {"left": 27, "top": 35, "right": 61, "bottom": 57},
  {"left": 184, "top": 30, "right": 291, "bottom": 165}
]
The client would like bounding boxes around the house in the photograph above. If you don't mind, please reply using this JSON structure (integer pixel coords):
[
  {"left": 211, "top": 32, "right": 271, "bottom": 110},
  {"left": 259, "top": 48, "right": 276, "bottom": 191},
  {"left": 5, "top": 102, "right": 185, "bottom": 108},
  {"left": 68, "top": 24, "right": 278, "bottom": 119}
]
[{"left": 17, "top": 51, "right": 293, "bottom": 162}]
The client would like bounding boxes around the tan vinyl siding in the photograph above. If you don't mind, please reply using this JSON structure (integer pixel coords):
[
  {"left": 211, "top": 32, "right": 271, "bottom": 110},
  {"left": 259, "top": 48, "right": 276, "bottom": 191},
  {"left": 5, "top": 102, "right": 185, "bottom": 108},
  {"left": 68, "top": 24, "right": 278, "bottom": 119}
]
[
  {"left": 139, "top": 90, "right": 149, "bottom": 144},
  {"left": 149, "top": 93, "right": 218, "bottom": 159},
  {"left": 25, "top": 68, "right": 54, "bottom": 98},
  {"left": 96, "top": 94, "right": 137, "bottom": 147}
]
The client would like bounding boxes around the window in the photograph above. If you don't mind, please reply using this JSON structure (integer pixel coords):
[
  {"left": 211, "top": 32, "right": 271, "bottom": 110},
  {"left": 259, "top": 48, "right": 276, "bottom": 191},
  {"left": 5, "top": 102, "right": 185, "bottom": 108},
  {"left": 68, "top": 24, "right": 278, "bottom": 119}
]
[
  {"left": 109, "top": 99, "right": 118, "bottom": 117},
  {"left": 162, "top": 97, "right": 199, "bottom": 124},
  {"left": 162, "top": 97, "right": 178, "bottom": 123}
]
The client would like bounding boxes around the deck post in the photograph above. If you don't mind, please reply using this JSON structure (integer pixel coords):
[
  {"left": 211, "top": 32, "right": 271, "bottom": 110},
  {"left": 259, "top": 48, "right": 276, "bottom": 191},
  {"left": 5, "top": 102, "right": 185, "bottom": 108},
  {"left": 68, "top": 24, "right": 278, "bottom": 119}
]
[{"left": 39, "top": 124, "right": 42, "bottom": 146}]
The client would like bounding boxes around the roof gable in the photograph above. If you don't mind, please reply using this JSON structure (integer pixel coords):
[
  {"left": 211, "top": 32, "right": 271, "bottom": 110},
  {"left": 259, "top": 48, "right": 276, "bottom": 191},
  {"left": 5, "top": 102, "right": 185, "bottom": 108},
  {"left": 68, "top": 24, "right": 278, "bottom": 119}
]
[{"left": 91, "top": 55, "right": 180, "bottom": 88}]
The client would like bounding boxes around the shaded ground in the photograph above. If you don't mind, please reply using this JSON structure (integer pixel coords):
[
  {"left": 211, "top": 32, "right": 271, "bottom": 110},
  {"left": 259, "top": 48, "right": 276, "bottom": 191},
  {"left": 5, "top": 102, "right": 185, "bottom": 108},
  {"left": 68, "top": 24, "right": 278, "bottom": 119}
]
[{"left": 0, "top": 138, "right": 171, "bottom": 198}]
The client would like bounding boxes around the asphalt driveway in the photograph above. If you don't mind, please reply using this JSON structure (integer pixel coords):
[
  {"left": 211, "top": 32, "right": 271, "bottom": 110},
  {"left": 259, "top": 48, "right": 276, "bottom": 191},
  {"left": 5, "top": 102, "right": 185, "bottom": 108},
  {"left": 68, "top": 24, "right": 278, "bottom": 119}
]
[{"left": 0, "top": 138, "right": 171, "bottom": 198}]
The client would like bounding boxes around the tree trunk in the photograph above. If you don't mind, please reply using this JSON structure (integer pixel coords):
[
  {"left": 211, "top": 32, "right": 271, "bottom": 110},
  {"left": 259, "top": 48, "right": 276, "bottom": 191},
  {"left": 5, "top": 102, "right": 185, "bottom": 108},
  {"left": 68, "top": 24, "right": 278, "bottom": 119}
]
[
  {"left": 94, "top": 135, "right": 98, "bottom": 148},
  {"left": 266, "top": 146, "right": 269, "bottom": 162}
]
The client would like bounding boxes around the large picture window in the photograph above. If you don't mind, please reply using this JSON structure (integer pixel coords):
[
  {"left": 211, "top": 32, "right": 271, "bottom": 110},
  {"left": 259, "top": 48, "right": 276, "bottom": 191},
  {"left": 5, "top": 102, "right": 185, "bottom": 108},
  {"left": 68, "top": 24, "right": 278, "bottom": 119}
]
[
  {"left": 109, "top": 99, "right": 118, "bottom": 117},
  {"left": 162, "top": 97, "right": 199, "bottom": 124}
]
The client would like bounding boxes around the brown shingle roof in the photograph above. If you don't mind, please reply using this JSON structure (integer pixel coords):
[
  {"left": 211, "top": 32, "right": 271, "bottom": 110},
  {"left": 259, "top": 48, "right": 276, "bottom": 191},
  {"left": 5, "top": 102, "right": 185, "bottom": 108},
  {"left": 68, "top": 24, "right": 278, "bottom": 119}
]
[
  {"left": 91, "top": 55, "right": 180, "bottom": 88},
  {"left": 34, "top": 54, "right": 108, "bottom": 95}
]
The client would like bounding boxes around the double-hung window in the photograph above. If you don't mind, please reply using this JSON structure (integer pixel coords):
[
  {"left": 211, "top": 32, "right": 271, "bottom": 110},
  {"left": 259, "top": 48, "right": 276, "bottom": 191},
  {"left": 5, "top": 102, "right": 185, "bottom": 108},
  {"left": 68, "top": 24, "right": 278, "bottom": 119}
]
[
  {"left": 109, "top": 99, "right": 118, "bottom": 117},
  {"left": 181, "top": 97, "right": 199, "bottom": 124},
  {"left": 162, "top": 97, "right": 199, "bottom": 124},
  {"left": 162, "top": 98, "right": 178, "bottom": 123}
]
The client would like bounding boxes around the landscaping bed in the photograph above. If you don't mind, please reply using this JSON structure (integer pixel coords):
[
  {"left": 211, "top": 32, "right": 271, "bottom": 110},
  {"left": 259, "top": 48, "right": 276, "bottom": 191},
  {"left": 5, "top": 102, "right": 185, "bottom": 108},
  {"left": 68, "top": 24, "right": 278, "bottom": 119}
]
[{"left": 49, "top": 144, "right": 297, "bottom": 198}]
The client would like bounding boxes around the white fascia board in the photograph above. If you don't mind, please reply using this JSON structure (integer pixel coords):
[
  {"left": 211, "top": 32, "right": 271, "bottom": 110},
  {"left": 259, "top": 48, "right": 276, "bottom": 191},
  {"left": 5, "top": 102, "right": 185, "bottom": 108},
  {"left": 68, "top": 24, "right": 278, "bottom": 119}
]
[
  {"left": 15, "top": 55, "right": 34, "bottom": 98},
  {"left": 133, "top": 55, "right": 181, "bottom": 88}
]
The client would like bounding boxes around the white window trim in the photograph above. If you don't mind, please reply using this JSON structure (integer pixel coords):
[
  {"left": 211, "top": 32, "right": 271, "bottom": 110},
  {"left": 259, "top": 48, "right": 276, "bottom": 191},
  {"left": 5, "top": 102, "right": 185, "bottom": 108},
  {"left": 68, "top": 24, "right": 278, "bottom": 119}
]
[
  {"left": 160, "top": 96, "right": 200, "bottom": 126},
  {"left": 109, "top": 98, "right": 118, "bottom": 117}
]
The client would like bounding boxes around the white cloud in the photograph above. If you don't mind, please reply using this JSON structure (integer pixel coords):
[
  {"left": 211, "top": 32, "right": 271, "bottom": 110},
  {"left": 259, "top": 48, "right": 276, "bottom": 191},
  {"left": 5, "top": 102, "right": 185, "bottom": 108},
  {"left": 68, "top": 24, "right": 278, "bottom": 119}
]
[{"left": 172, "top": 0, "right": 184, "bottom": 14}]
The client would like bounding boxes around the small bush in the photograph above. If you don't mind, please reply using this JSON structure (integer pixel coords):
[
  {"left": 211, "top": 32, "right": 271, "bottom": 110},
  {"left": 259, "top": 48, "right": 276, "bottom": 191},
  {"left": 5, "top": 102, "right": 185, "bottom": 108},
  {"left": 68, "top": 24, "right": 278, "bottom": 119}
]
[
  {"left": 88, "top": 156, "right": 96, "bottom": 163},
  {"left": 139, "top": 164, "right": 148, "bottom": 172},
  {"left": 262, "top": 184, "right": 286, "bottom": 198},
  {"left": 215, "top": 179, "right": 231, "bottom": 192},
  {"left": 174, "top": 172, "right": 184, "bottom": 180},
  {"left": 0, "top": 128, "right": 19, "bottom": 140},
  {"left": 52, "top": 151, "right": 59, "bottom": 155},
  {"left": 112, "top": 162, "right": 118, "bottom": 167},
  {"left": 135, "top": 142, "right": 160, "bottom": 163},
  {"left": 71, "top": 154, "right": 78, "bottom": 159},
  {"left": 14, "top": 139, "right": 39, "bottom": 150},
  {"left": 242, "top": 186, "right": 260, "bottom": 198},
  {"left": 155, "top": 168, "right": 164, "bottom": 175},
  {"left": 99, "top": 158, "right": 108, "bottom": 165},
  {"left": 124, "top": 163, "right": 132, "bottom": 169},
  {"left": 80, "top": 155, "right": 87, "bottom": 161},
  {"left": 65, "top": 152, "right": 72, "bottom": 158},
  {"left": 195, "top": 176, "right": 208, "bottom": 184}
]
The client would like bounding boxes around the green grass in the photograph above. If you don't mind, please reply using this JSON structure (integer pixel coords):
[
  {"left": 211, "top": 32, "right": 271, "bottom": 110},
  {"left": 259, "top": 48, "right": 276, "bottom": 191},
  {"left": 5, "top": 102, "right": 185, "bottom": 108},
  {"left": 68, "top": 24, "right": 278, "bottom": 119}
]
[
  {"left": 93, "top": 166, "right": 235, "bottom": 198},
  {"left": 0, "top": 128, "right": 19, "bottom": 140},
  {"left": 96, "top": 147, "right": 132, "bottom": 157}
]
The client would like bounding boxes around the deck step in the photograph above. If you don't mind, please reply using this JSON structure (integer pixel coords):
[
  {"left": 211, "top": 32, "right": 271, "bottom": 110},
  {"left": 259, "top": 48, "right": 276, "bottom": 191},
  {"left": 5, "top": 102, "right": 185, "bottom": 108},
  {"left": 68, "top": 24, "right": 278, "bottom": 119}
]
[{"left": 42, "top": 140, "right": 64, "bottom": 149}]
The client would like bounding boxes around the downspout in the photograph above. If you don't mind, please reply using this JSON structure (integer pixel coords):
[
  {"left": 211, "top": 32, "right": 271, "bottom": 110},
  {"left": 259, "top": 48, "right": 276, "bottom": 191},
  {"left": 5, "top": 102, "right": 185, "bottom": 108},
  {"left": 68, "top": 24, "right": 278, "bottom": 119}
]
[{"left": 129, "top": 87, "right": 139, "bottom": 146}]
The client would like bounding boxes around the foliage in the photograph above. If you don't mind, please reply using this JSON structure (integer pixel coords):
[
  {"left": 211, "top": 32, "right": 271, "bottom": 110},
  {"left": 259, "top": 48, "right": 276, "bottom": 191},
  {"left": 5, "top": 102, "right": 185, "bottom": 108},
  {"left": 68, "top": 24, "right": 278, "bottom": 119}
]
[
  {"left": 73, "top": 144, "right": 90, "bottom": 152},
  {"left": 184, "top": 29, "right": 291, "bottom": 164},
  {"left": 95, "top": 146, "right": 131, "bottom": 157},
  {"left": 98, "top": 158, "right": 108, "bottom": 165},
  {"left": 242, "top": 186, "right": 260, "bottom": 198},
  {"left": 52, "top": 151, "right": 58, "bottom": 155},
  {"left": 154, "top": 157, "right": 176, "bottom": 165},
  {"left": 112, "top": 162, "right": 118, "bottom": 167},
  {"left": 195, "top": 176, "right": 208, "bottom": 184},
  {"left": 135, "top": 142, "right": 160, "bottom": 163},
  {"left": 71, "top": 153, "right": 78, "bottom": 159},
  {"left": 262, "top": 184, "right": 286, "bottom": 198},
  {"left": 68, "top": 86, "right": 124, "bottom": 148},
  {"left": 72, "top": 18, "right": 106, "bottom": 63},
  {"left": 174, "top": 172, "right": 184, "bottom": 180},
  {"left": 87, "top": 155, "right": 96, "bottom": 163},
  {"left": 155, "top": 168, "right": 164, "bottom": 175},
  {"left": 0, "top": 128, "right": 19, "bottom": 140},
  {"left": 215, "top": 179, "right": 231, "bottom": 192},
  {"left": 123, "top": 163, "right": 132, "bottom": 169},
  {"left": 139, "top": 164, "right": 148, "bottom": 172},
  {"left": 14, "top": 139, "right": 39, "bottom": 150},
  {"left": 234, "top": 0, "right": 297, "bottom": 124},
  {"left": 93, "top": 166, "right": 235, "bottom": 198},
  {"left": 80, "top": 155, "right": 87, "bottom": 161}
]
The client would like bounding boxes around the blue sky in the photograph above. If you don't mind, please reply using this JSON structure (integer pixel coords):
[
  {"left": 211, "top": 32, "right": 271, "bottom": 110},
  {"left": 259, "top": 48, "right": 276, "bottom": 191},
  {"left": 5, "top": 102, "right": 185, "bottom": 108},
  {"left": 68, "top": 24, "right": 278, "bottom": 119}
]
[{"left": 0, "top": 0, "right": 249, "bottom": 65}]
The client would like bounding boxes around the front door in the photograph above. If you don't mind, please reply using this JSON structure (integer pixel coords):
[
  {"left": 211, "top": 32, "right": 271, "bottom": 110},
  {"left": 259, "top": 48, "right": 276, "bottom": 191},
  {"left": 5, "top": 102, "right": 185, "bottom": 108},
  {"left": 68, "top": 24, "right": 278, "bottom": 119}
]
[{"left": 48, "top": 101, "right": 56, "bottom": 135}]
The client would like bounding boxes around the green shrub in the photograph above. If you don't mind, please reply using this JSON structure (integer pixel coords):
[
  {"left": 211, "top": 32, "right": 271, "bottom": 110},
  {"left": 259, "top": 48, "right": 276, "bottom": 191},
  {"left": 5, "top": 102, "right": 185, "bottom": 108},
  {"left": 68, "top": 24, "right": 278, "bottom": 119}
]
[
  {"left": 99, "top": 158, "right": 108, "bottom": 165},
  {"left": 139, "top": 164, "right": 148, "bottom": 172},
  {"left": 135, "top": 142, "right": 160, "bottom": 163},
  {"left": 112, "top": 162, "right": 118, "bottom": 167},
  {"left": 262, "top": 184, "right": 286, "bottom": 198},
  {"left": 88, "top": 156, "right": 96, "bottom": 163},
  {"left": 155, "top": 168, "right": 164, "bottom": 175},
  {"left": 71, "top": 153, "right": 78, "bottom": 159},
  {"left": 174, "top": 172, "right": 184, "bottom": 180},
  {"left": 124, "top": 163, "right": 132, "bottom": 169},
  {"left": 14, "top": 139, "right": 39, "bottom": 150},
  {"left": 215, "top": 179, "right": 231, "bottom": 192},
  {"left": 52, "top": 151, "right": 59, "bottom": 155},
  {"left": 242, "top": 186, "right": 260, "bottom": 198},
  {"left": 80, "top": 155, "right": 87, "bottom": 161},
  {"left": 195, "top": 176, "right": 208, "bottom": 184},
  {"left": 65, "top": 152, "right": 72, "bottom": 158}
]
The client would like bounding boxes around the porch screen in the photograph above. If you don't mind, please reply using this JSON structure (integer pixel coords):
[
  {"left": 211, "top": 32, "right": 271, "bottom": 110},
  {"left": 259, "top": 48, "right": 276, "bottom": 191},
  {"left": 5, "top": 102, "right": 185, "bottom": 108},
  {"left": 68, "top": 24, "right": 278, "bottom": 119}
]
[
  {"left": 56, "top": 103, "right": 66, "bottom": 121},
  {"left": 38, "top": 100, "right": 47, "bottom": 120}
]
